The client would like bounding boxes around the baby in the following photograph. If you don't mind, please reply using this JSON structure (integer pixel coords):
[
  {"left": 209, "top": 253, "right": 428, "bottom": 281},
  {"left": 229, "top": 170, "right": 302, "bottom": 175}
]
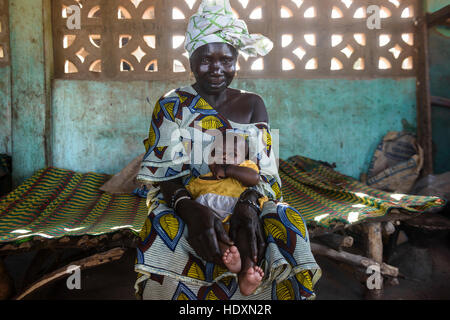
[{"left": 185, "top": 134, "right": 267, "bottom": 296}]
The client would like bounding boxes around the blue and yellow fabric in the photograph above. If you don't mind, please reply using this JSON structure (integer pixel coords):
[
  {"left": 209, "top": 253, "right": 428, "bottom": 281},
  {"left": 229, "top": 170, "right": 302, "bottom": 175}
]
[{"left": 134, "top": 86, "right": 321, "bottom": 300}]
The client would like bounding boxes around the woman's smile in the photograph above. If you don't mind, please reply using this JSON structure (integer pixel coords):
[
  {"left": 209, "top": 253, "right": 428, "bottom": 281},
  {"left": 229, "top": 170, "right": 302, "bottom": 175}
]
[
  {"left": 190, "top": 43, "right": 238, "bottom": 95},
  {"left": 208, "top": 77, "right": 226, "bottom": 86}
]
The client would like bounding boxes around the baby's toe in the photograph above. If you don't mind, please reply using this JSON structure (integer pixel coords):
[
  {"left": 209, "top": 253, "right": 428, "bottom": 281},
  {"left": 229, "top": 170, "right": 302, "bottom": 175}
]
[
  {"left": 255, "top": 266, "right": 264, "bottom": 277},
  {"left": 222, "top": 253, "right": 230, "bottom": 262}
]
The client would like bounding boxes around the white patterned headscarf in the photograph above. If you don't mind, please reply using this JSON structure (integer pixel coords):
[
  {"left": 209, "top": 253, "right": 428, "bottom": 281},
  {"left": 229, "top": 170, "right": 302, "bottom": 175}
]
[{"left": 185, "top": 0, "right": 273, "bottom": 57}]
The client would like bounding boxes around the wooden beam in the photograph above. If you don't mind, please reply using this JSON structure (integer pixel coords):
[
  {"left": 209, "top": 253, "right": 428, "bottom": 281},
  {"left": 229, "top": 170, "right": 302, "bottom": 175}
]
[
  {"left": 310, "top": 242, "right": 398, "bottom": 278},
  {"left": 426, "top": 5, "right": 450, "bottom": 28},
  {"left": 416, "top": 0, "right": 433, "bottom": 176},
  {"left": 14, "top": 247, "right": 126, "bottom": 300},
  {"left": 431, "top": 96, "right": 450, "bottom": 109},
  {"left": 307, "top": 209, "right": 413, "bottom": 239},
  {"left": 316, "top": 233, "right": 353, "bottom": 251},
  {"left": 0, "top": 229, "right": 140, "bottom": 256},
  {"left": 43, "top": 0, "right": 54, "bottom": 168}
]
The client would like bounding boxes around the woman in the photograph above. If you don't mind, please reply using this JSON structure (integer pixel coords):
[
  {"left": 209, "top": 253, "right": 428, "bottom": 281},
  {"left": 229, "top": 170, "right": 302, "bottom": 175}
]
[{"left": 134, "top": 0, "right": 321, "bottom": 300}]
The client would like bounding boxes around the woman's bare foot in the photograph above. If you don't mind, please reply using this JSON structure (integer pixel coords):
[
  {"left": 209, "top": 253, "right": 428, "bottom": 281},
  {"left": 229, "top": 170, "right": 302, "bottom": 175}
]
[
  {"left": 238, "top": 266, "right": 264, "bottom": 296},
  {"left": 222, "top": 246, "right": 241, "bottom": 273}
]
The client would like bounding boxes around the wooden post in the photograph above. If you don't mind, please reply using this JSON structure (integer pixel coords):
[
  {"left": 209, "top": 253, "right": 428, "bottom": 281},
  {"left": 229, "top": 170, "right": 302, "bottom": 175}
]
[
  {"left": 426, "top": 5, "right": 450, "bottom": 28},
  {"left": 364, "top": 222, "right": 384, "bottom": 299},
  {"left": 416, "top": 0, "right": 433, "bottom": 176},
  {"left": 43, "top": 0, "right": 54, "bottom": 168}
]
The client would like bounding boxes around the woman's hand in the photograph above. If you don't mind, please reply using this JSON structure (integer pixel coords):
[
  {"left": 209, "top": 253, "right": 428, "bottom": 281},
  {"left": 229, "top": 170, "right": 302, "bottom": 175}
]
[
  {"left": 176, "top": 198, "right": 233, "bottom": 265},
  {"left": 229, "top": 192, "right": 266, "bottom": 266}
]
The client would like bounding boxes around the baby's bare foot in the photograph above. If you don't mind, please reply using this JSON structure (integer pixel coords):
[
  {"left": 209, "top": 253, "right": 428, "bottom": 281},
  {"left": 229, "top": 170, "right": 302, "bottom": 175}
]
[
  {"left": 238, "top": 266, "right": 264, "bottom": 296},
  {"left": 222, "top": 246, "right": 241, "bottom": 273}
]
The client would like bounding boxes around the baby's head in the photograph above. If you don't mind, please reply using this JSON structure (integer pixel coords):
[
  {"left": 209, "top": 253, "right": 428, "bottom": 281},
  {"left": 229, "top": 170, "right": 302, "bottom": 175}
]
[{"left": 209, "top": 133, "right": 249, "bottom": 165}]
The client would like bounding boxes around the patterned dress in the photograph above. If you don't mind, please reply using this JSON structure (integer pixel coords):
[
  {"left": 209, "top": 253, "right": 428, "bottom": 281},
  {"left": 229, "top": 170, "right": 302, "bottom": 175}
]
[{"left": 134, "top": 86, "right": 321, "bottom": 300}]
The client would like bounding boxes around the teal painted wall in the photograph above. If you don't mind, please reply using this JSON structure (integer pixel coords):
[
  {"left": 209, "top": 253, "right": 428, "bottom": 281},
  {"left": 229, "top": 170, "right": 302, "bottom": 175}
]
[
  {"left": 235, "top": 78, "right": 417, "bottom": 178},
  {"left": 430, "top": 31, "right": 450, "bottom": 174},
  {"left": 427, "top": 1, "right": 450, "bottom": 174},
  {"left": 9, "top": 0, "right": 48, "bottom": 185},
  {"left": 426, "top": 0, "right": 450, "bottom": 15},
  {"left": 52, "top": 78, "right": 417, "bottom": 179},
  {"left": 427, "top": 0, "right": 450, "bottom": 98},
  {"left": 2, "top": 1, "right": 422, "bottom": 183},
  {"left": 51, "top": 79, "right": 186, "bottom": 175}
]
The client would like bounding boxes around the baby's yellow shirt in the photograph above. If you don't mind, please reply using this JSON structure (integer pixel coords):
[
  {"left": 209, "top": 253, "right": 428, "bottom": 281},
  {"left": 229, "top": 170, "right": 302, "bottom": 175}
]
[{"left": 186, "top": 160, "right": 259, "bottom": 199}]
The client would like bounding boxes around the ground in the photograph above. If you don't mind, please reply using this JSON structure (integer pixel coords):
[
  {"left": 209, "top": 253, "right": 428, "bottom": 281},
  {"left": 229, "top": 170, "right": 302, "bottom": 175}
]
[
  {"left": 5, "top": 230, "right": 449, "bottom": 300},
  {"left": 315, "top": 235, "right": 450, "bottom": 300}
]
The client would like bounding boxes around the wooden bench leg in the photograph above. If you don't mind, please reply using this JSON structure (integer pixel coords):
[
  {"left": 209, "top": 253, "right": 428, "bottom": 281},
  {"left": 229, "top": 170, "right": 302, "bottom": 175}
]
[{"left": 364, "top": 222, "right": 384, "bottom": 299}]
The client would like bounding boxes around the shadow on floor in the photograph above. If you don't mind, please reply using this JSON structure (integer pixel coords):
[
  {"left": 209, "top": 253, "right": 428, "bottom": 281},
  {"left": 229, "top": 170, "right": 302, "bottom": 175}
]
[{"left": 14, "top": 233, "right": 450, "bottom": 300}]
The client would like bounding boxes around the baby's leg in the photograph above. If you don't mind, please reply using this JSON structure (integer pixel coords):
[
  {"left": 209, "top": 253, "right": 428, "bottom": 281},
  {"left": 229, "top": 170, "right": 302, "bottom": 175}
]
[{"left": 219, "top": 242, "right": 241, "bottom": 273}]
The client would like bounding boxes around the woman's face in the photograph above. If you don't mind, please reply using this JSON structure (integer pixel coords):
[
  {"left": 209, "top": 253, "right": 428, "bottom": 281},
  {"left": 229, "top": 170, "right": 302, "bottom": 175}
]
[{"left": 190, "top": 43, "right": 238, "bottom": 95}]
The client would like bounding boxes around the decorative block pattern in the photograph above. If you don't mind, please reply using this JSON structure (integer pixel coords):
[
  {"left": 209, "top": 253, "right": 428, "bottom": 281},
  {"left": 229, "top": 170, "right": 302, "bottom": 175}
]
[
  {"left": 52, "top": 0, "right": 418, "bottom": 80},
  {"left": 0, "top": 0, "right": 10, "bottom": 67}
]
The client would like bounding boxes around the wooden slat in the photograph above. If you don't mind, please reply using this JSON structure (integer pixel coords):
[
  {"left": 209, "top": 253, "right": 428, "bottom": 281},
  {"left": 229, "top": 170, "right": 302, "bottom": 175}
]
[
  {"left": 426, "top": 4, "right": 450, "bottom": 28},
  {"left": 415, "top": 0, "right": 433, "bottom": 176},
  {"left": 431, "top": 96, "right": 450, "bottom": 109},
  {"left": 14, "top": 247, "right": 126, "bottom": 300}
]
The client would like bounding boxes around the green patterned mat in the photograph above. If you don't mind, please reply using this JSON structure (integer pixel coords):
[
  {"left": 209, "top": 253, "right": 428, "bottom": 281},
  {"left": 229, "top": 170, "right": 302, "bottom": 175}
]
[
  {"left": 0, "top": 167, "right": 148, "bottom": 243},
  {"left": 0, "top": 159, "right": 446, "bottom": 244},
  {"left": 279, "top": 156, "right": 446, "bottom": 228}
]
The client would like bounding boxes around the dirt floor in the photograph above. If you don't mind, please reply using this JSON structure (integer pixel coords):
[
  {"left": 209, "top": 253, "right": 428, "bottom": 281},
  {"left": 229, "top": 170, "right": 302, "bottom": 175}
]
[
  {"left": 5, "top": 229, "right": 448, "bottom": 300},
  {"left": 315, "top": 235, "right": 450, "bottom": 300}
]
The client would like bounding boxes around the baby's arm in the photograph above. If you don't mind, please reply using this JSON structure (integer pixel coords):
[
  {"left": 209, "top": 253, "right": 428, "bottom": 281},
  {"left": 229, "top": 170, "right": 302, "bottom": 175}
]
[
  {"left": 209, "top": 164, "right": 259, "bottom": 186},
  {"left": 225, "top": 165, "right": 259, "bottom": 187}
]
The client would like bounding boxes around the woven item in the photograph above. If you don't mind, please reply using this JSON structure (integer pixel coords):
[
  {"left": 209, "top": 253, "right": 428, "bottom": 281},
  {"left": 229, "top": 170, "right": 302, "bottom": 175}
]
[
  {"left": 0, "top": 167, "right": 148, "bottom": 243},
  {"left": 279, "top": 155, "right": 446, "bottom": 228}
]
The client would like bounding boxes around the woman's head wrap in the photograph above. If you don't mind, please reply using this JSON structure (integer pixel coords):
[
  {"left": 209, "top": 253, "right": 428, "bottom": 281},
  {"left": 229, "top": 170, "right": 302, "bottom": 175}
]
[{"left": 185, "top": 0, "right": 273, "bottom": 57}]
